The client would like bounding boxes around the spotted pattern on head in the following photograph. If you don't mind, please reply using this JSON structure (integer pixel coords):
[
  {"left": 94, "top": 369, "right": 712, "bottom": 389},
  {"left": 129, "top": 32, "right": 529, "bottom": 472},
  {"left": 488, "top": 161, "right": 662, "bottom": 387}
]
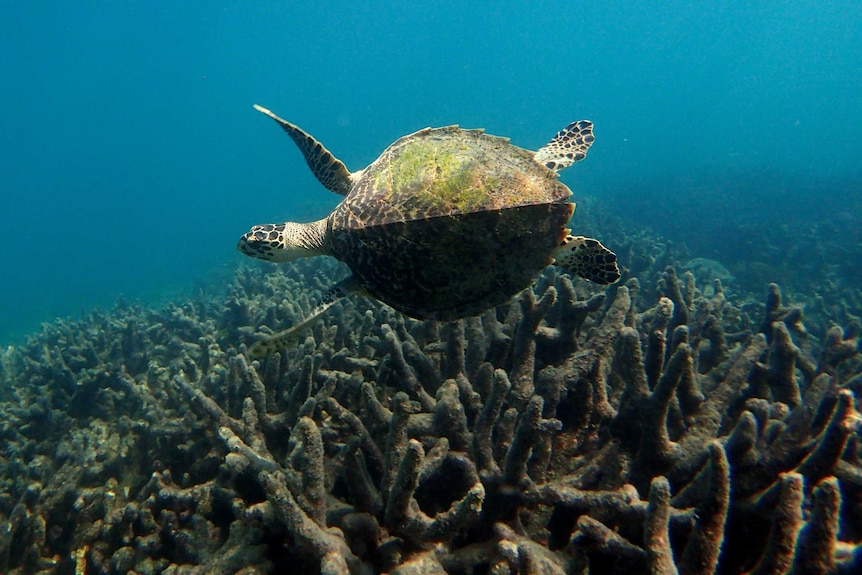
[
  {"left": 534, "top": 120, "right": 595, "bottom": 172},
  {"left": 237, "top": 219, "right": 329, "bottom": 262},
  {"left": 238, "top": 223, "right": 287, "bottom": 260}
]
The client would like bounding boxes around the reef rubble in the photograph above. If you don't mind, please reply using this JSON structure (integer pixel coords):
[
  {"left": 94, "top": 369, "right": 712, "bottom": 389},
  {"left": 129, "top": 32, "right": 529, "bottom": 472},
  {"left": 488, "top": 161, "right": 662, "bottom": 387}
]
[{"left": 0, "top": 253, "right": 861, "bottom": 574}]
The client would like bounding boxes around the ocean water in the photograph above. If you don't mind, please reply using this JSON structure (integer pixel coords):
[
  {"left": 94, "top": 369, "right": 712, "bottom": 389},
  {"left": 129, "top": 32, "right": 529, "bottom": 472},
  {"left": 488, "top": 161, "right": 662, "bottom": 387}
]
[{"left": 1, "top": 1, "right": 860, "bottom": 345}]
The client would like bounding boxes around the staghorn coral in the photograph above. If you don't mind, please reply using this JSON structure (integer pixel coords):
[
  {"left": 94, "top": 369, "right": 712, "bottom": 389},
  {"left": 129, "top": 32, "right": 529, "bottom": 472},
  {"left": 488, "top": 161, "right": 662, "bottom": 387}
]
[{"left": 0, "top": 254, "right": 860, "bottom": 574}]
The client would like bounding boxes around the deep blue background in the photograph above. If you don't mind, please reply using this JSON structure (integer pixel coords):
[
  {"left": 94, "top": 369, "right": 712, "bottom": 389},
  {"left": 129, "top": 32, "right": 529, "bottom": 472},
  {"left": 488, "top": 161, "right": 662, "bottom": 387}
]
[{"left": 1, "top": 1, "right": 860, "bottom": 344}]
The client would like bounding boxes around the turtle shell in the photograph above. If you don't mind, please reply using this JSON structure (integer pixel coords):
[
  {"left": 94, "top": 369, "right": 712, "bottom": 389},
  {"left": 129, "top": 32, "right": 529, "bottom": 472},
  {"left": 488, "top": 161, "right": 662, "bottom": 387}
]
[{"left": 328, "top": 126, "right": 574, "bottom": 320}]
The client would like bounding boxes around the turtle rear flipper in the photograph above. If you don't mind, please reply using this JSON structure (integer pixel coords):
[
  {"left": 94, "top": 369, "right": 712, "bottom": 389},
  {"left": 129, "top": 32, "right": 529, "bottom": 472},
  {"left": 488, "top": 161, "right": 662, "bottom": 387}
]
[
  {"left": 553, "top": 235, "right": 620, "bottom": 285},
  {"left": 254, "top": 104, "right": 356, "bottom": 196},
  {"left": 249, "top": 276, "right": 363, "bottom": 356},
  {"left": 534, "top": 120, "right": 595, "bottom": 172}
]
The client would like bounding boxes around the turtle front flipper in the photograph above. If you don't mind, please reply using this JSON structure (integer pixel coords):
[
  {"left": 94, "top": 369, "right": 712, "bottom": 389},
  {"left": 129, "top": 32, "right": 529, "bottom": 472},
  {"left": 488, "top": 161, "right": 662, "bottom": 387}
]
[
  {"left": 553, "top": 235, "right": 621, "bottom": 285},
  {"left": 534, "top": 120, "right": 595, "bottom": 172},
  {"left": 253, "top": 104, "right": 356, "bottom": 196},
  {"left": 249, "top": 276, "right": 364, "bottom": 357}
]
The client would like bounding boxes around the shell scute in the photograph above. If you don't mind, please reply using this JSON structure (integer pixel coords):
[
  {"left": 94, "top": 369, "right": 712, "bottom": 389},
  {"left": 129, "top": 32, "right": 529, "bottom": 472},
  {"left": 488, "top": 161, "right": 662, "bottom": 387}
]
[{"left": 328, "top": 126, "right": 576, "bottom": 320}]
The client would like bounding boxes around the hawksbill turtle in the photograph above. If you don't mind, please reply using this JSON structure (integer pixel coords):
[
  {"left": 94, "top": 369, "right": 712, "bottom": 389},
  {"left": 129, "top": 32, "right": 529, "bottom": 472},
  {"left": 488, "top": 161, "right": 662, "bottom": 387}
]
[{"left": 239, "top": 105, "right": 620, "bottom": 355}]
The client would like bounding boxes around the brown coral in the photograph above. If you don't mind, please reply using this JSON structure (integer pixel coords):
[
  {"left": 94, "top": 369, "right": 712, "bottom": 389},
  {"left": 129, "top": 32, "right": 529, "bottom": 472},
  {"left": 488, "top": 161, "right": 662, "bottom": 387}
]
[{"left": 0, "top": 255, "right": 860, "bottom": 574}]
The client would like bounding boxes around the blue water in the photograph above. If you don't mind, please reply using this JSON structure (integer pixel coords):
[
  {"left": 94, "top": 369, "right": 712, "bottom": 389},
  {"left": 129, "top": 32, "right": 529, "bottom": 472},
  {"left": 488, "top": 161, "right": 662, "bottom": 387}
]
[{"left": 1, "top": 1, "right": 860, "bottom": 344}]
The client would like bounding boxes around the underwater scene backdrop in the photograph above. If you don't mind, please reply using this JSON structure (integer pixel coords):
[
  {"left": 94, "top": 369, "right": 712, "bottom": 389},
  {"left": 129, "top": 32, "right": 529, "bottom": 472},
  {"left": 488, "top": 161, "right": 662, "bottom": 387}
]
[{"left": 1, "top": 2, "right": 861, "bottom": 574}]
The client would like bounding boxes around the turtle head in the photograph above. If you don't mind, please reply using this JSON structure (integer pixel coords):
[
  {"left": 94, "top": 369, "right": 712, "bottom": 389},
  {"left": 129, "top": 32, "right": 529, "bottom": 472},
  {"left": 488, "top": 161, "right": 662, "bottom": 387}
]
[{"left": 238, "top": 219, "right": 329, "bottom": 262}]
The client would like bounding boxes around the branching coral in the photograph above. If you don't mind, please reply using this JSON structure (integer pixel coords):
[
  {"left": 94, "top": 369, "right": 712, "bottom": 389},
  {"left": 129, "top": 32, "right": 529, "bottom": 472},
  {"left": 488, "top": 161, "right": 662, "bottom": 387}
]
[{"left": 0, "top": 255, "right": 860, "bottom": 574}]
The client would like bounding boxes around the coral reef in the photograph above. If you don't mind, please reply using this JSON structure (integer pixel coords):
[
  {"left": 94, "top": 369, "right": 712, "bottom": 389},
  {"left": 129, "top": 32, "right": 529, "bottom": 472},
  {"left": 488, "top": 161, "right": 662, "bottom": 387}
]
[{"left": 1, "top": 249, "right": 861, "bottom": 574}]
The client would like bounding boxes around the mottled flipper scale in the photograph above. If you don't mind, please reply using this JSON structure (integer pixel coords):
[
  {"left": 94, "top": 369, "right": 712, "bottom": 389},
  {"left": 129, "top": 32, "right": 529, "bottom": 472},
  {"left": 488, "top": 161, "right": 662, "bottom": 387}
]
[
  {"left": 534, "top": 120, "right": 595, "bottom": 172},
  {"left": 253, "top": 104, "right": 355, "bottom": 195},
  {"left": 553, "top": 235, "right": 620, "bottom": 284},
  {"left": 249, "top": 277, "right": 363, "bottom": 356}
]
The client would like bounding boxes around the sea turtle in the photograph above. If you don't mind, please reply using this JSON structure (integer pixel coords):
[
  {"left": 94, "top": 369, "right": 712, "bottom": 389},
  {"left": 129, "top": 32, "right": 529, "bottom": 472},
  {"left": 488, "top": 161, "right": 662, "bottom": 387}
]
[{"left": 239, "top": 105, "right": 620, "bottom": 356}]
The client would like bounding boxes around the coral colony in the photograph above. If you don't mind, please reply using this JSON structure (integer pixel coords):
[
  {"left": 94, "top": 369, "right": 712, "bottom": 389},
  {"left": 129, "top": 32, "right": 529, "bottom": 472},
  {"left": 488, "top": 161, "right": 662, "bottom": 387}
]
[{"left": 1, "top": 236, "right": 861, "bottom": 573}]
